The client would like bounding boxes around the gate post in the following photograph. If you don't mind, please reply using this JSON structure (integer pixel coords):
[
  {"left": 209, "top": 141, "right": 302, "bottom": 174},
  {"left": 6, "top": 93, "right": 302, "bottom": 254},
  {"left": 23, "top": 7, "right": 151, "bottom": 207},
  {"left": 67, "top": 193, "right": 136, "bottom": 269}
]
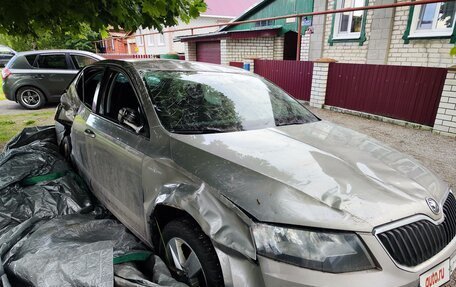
[
  {"left": 433, "top": 66, "right": 456, "bottom": 136},
  {"left": 309, "top": 58, "right": 337, "bottom": 109},
  {"left": 243, "top": 58, "right": 255, "bottom": 72}
]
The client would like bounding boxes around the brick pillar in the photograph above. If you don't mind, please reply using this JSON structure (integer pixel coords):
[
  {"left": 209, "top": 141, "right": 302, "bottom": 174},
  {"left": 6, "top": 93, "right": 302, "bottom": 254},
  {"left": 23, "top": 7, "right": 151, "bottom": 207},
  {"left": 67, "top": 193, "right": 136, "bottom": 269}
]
[
  {"left": 366, "top": 0, "right": 394, "bottom": 64},
  {"left": 184, "top": 42, "right": 196, "bottom": 61},
  {"left": 433, "top": 67, "right": 456, "bottom": 136},
  {"left": 309, "top": 58, "right": 337, "bottom": 108}
]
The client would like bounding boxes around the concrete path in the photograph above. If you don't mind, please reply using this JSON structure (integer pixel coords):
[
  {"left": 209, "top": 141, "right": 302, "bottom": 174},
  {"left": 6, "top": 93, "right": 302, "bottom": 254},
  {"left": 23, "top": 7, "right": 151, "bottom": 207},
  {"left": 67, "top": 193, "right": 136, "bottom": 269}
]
[{"left": 0, "top": 100, "right": 56, "bottom": 115}]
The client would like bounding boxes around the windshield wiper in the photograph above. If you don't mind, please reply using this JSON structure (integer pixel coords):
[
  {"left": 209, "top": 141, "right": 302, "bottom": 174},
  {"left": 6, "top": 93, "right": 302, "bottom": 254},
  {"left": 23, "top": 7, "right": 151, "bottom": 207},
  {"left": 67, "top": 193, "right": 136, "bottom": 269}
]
[
  {"left": 171, "top": 127, "right": 232, "bottom": 134},
  {"left": 275, "top": 120, "right": 306, "bottom": 127}
]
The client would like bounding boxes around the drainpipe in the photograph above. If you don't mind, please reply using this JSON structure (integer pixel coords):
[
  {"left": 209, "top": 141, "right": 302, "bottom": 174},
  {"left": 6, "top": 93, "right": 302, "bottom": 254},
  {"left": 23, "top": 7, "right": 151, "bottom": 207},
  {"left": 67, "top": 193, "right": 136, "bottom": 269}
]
[{"left": 296, "top": 16, "right": 302, "bottom": 61}]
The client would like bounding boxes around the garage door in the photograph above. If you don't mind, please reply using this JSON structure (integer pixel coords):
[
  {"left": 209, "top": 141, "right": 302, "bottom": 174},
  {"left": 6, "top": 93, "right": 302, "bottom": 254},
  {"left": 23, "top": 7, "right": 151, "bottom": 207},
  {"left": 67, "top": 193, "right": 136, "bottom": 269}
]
[{"left": 196, "top": 41, "right": 221, "bottom": 64}]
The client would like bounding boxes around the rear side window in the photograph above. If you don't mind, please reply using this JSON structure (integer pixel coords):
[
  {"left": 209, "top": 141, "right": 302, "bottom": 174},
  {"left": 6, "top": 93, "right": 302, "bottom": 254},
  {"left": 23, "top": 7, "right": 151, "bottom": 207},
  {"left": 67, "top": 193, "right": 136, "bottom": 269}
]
[
  {"left": 9, "top": 55, "right": 35, "bottom": 69},
  {"left": 71, "top": 55, "right": 97, "bottom": 69},
  {"left": 82, "top": 69, "right": 104, "bottom": 108},
  {"left": 37, "top": 54, "right": 68, "bottom": 69},
  {"left": 25, "top": 55, "right": 37, "bottom": 66}
]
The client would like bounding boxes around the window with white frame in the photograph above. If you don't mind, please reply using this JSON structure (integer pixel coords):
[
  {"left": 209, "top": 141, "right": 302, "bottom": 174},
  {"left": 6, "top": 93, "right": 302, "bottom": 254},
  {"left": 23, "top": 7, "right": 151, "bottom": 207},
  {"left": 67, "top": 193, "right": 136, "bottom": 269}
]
[
  {"left": 136, "top": 35, "right": 143, "bottom": 46},
  {"left": 157, "top": 34, "right": 165, "bottom": 46},
  {"left": 148, "top": 35, "right": 154, "bottom": 46},
  {"left": 333, "top": 0, "right": 365, "bottom": 40},
  {"left": 409, "top": 2, "right": 456, "bottom": 38}
]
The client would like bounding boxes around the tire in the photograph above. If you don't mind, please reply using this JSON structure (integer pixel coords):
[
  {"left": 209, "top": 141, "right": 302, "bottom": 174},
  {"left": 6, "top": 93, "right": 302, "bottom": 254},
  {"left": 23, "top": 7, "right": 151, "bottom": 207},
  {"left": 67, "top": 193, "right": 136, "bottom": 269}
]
[
  {"left": 17, "top": 86, "right": 46, "bottom": 109},
  {"left": 60, "top": 135, "right": 72, "bottom": 162},
  {"left": 159, "top": 218, "right": 224, "bottom": 287}
]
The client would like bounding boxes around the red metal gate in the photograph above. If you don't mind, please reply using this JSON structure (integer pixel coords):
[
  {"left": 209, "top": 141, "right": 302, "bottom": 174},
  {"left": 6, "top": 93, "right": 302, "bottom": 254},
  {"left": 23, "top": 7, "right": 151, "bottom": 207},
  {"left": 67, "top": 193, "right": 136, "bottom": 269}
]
[
  {"left": 229, "top": 61, "right": 244, "bottom": 68},
  {"left": 254, "top": 59, "right": 313, "bottom": 101},
  {"left": 325, "top": 63, "right": 447, "bottom": 126}
]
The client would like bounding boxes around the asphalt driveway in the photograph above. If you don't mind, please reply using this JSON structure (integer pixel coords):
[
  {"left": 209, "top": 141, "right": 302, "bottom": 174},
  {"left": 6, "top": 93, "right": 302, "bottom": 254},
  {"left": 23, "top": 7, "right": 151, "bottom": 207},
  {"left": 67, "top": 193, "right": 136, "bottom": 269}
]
[{"left": 0, "top": 99, "right": 56, "bottom": 115}]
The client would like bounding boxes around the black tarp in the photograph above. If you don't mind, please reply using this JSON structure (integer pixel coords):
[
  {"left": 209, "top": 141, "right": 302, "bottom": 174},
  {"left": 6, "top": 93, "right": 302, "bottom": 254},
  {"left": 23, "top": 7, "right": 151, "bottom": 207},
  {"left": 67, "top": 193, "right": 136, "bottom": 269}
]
[{"left": 0, "top": 126, "right": 186, "bottom": 287}]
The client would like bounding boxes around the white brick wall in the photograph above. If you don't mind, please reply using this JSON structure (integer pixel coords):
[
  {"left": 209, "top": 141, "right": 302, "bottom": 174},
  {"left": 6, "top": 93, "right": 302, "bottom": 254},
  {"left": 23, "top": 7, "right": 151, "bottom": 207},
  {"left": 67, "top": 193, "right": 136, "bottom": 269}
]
[
  {"left": 301, "top": 33, "right": 311, "bottom": 61},
  {"left": 221, "top": 36, "right": 283, "bottom": 66},
  {"left": 322, "top": 0, "right": 375, "bottom": 63},
  {"left": 184, "top": 42, "right": 197, "bottom": 61},
  {"left": 434, "top": 70, "right": 456, "bottom": 135},
  {"left": 387, "top": 1, "right": 456, "bottom": 68}
]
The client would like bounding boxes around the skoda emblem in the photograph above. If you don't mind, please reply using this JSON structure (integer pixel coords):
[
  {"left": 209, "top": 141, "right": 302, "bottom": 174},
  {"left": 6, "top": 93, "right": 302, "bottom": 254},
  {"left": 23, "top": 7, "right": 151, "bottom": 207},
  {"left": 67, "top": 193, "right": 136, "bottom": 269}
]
[{"left": 426, "top": 198, "right": 440, "bottom": 215}]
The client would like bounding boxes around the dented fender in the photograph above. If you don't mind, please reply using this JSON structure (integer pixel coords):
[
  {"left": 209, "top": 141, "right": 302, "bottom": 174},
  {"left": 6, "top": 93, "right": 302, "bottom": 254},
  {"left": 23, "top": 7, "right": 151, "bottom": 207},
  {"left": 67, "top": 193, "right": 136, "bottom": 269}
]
[{"left": 142, "top": 157, "right": 257, "bottom": 260}]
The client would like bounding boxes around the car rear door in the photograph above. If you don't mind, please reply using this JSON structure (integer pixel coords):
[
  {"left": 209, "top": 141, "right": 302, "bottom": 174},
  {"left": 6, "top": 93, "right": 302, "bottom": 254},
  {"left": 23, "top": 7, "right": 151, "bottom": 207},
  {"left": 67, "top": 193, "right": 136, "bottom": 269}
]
[
  {"left": 35, "top": 53, "right": 78, "bottom": 100},
  {"left": 70, "top": 67, "right": 106, "bottom": 182},
  {"left": 84, "top": 67, "right": 149, "bottom": 238}
]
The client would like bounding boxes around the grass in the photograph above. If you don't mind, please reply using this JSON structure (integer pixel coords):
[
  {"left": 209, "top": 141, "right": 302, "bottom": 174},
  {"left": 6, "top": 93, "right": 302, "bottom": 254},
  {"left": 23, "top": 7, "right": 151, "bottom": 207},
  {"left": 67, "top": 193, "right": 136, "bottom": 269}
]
[
  {"left": 0, "top": 75, "right": 5, "bottom": 101},
  {"left": 0, "top": 111, "right": 55, "bottom": 149}
]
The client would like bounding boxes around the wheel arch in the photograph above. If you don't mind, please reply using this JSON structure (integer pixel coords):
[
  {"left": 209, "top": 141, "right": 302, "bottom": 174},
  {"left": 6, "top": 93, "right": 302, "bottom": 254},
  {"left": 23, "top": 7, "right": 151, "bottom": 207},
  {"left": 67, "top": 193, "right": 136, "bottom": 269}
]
[
  {"left": 150, "top": 204, "right": 196, "bottom": 249},
  {"left": 15, "top": 84, "right": 48, "bottom": 102}
]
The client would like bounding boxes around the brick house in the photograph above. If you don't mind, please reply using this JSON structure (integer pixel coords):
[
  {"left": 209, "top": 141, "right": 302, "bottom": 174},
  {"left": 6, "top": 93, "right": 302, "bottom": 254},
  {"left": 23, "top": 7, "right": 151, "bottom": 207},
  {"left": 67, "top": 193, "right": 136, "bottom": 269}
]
[
  {"left": 306, "top": 0, "right": 456, "bottom": 135},
  {"left": 180, "top": 0, "right": 313, "bottom": 65},
  {"left": 100, "top": 30, "right": 137, "bottom": 54},
  {"left": 308, "top": 0, "right": 455, "bottom": 67},
  {"left": 135, "top": 0, "right": 258, "bottom": 57}
]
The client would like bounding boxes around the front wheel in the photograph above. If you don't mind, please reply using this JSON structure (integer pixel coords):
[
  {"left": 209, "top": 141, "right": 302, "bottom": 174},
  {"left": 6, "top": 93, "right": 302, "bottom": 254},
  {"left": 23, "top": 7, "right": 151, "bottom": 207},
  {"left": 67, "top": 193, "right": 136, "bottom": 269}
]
[
  {"left": 159, "top": 218, "right": 224, "bottom": 287},
  {"left": 17, "top": 87, "right": 46, "bottom": 109}
]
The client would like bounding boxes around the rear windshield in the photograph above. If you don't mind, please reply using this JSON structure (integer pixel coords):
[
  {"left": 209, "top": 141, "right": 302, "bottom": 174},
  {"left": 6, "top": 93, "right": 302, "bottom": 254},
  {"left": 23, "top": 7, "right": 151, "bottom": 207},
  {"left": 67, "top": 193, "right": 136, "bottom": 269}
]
[{"left": 141, "top": 71, "right": 318, "bottom": 133}]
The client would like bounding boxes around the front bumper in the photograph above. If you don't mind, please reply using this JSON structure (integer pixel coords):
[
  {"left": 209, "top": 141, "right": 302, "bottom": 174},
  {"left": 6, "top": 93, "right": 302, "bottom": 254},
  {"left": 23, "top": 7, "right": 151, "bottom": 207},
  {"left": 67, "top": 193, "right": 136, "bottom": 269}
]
[{"left": 256, "top": 232, "right": 456, "bottom": 287}]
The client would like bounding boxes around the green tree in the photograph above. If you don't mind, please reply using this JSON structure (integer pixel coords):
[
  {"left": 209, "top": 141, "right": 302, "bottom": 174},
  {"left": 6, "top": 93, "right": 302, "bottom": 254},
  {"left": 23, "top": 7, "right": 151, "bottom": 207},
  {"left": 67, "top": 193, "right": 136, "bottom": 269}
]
[
  {"left": 0, "top": 0, "right": 206, "bottom": 37},
  {"left": 0, "top": 25, "right": 100, "bottom": 51}
]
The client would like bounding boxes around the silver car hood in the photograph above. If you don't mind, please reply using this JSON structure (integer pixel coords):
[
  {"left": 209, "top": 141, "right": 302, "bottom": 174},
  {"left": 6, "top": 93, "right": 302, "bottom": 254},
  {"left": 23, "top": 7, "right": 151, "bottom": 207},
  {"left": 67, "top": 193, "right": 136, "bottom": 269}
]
[{"left": 170, "top": 121, "right": 449, "bottom": 232}]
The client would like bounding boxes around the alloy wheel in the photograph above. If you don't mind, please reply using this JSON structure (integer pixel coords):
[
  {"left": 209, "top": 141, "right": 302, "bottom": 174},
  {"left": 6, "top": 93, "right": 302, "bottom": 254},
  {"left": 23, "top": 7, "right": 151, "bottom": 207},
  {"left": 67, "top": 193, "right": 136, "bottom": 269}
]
[
  {"left": 166, "top": 237, "right": 208, "bottom": 287},
  {"left": 20, "top": 89, "right": 41, "bottom": 108}
]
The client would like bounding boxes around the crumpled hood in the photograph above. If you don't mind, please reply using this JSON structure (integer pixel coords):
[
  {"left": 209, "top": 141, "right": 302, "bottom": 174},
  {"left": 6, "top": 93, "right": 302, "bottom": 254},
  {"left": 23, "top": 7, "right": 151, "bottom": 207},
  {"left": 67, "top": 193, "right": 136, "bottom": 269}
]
[{"left": 170, "top": 121, "right": 449, "bottom": 232}]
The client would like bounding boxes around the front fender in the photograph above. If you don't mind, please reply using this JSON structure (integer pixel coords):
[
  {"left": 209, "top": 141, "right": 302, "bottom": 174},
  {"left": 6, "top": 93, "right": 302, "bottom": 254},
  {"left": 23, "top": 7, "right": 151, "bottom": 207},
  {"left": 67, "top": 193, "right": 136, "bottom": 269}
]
[{"left": 142, "top": 157, "right": 256, "bottom": 260}]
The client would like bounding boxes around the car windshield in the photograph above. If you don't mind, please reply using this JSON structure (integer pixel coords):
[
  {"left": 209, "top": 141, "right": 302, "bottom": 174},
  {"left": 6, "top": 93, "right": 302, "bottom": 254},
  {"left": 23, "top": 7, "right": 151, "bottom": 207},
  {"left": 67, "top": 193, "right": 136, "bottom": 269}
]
[{"left": 141, "top": 71, "right": 319, "bottom": 133}]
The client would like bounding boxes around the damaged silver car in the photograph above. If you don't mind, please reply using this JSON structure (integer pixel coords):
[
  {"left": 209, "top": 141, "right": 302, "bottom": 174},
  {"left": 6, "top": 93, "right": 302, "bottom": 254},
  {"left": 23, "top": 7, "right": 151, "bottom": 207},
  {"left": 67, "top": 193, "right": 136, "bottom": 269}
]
[{"left": 55, "top": 59, "right": 456, "bottom": 287}]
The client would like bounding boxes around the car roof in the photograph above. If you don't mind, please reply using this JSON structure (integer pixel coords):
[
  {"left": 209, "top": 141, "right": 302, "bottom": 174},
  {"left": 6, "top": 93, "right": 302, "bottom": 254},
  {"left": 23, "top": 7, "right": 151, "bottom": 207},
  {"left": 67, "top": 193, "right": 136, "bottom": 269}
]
[
  {"left": 15, "top": 49, "right": 104, "bottom": 59},
  {"left": 0, "top": 45, "right": 15, "bottom": 53},
  {"left": 96, "top": 59, "right": 250, "bottom": 74}
]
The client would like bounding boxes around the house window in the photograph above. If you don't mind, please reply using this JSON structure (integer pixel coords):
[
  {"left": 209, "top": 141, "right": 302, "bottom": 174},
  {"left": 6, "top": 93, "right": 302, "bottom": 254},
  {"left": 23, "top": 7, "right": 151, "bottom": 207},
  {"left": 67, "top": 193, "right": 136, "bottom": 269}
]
[
  {"left": 148, "top": 35, "right": 154, "bottom": 46},
  {"left": 137, "top": 35, "right": 143, "bottom": 46},
  {"left": 255, "top": 20, "right": 274, "bottom": 27},
  {"left": 409, "top": 2, "right": 456, "bottom": 38},
  {"left": 333, "top": 0, "right": 365, "bottom": 39},
  {"left": 158, "top": 34, "right": 165, "bottom": 46}
]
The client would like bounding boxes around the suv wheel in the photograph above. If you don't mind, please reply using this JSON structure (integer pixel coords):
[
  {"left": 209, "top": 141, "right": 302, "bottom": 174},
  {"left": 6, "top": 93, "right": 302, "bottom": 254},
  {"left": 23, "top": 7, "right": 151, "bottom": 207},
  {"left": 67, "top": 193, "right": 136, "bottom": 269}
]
[
  {"left": 17, "top": 87, "right": 45, "bottom": 109},
  {"left": 159, "top": 218, "right": 224, "bottom": 287}
]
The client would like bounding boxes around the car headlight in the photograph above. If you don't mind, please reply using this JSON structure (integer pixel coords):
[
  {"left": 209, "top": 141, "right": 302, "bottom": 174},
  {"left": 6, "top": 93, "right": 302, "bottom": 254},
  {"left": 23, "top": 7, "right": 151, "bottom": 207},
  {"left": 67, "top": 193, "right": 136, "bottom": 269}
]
[{"left": 252, "top": 223, "right": 376, "bottom": 273}]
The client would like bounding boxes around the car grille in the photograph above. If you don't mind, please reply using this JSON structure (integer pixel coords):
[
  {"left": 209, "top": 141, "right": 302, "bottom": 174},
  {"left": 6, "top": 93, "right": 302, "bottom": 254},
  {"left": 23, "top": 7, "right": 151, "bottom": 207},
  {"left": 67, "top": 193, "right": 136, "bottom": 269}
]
[{"left": 377, "top": 193, "right": 456, "bottom": 267}]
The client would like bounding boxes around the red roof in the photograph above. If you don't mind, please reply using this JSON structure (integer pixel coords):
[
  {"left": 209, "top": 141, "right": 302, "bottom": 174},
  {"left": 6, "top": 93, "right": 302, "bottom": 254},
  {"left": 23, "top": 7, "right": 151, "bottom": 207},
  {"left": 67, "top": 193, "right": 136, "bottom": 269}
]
[{"left": 202, "top": 0, "right": 260, "bottom": 18}]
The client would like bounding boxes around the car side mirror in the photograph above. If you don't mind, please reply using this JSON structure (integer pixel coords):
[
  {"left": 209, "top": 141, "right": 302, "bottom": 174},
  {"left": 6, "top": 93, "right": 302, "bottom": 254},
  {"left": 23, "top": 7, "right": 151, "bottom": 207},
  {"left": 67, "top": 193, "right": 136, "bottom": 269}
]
[{"left": 118, "top": 107, "right": 144, "bottom": 134}]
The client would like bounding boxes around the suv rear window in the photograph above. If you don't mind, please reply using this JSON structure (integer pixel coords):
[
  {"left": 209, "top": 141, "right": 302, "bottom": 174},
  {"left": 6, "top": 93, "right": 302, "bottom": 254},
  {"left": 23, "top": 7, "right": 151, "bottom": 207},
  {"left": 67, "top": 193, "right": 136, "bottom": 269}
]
[{"left": 37, "top": 54, "right": 68, "bottom": 69}]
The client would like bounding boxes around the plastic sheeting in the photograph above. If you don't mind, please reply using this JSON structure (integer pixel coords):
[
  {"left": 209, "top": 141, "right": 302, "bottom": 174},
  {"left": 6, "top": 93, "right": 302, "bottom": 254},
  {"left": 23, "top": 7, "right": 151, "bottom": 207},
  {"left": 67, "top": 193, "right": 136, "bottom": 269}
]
[{"left": 0, "top": 126, "right": 186, "bottom": 287}]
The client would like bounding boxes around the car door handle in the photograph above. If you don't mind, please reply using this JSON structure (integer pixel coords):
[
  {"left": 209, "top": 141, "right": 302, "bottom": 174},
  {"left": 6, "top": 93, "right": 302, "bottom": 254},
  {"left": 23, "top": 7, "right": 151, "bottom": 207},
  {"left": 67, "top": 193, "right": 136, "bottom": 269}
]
[{"left": 84, "top": 129, "right": 96, "bottom": 138}]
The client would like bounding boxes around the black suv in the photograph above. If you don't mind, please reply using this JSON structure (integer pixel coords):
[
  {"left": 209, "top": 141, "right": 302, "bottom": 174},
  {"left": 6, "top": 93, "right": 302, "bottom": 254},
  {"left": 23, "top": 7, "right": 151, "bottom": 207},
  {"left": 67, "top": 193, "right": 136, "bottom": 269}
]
[{"left": 2, "top": 50, "right": 103, "bottom": 109}]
